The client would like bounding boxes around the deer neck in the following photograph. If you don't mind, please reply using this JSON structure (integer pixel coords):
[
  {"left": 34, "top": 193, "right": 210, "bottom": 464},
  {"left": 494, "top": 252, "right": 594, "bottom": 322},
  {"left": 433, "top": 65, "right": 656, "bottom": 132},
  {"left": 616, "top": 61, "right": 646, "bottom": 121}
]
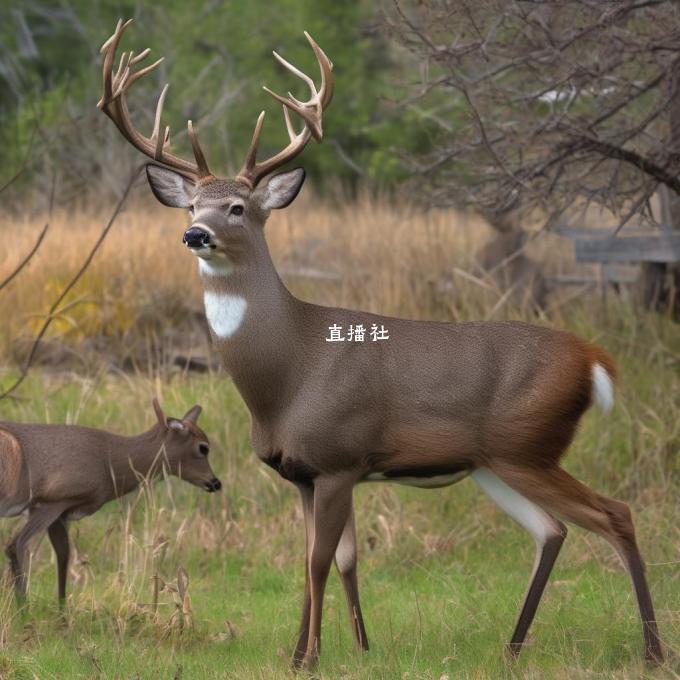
[
  {"left": 197, "top": 239, "right": 305, "bottom": 418},
  {"left": 106, "top": 424, "right": 167, "bottom": 497}
]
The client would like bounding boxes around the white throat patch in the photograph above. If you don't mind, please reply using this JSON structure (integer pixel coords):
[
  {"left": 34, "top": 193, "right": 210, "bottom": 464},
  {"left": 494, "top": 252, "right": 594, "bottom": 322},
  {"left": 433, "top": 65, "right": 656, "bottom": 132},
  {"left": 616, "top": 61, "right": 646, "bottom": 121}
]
[
  {"left": 198, "top": 258, "right": 234, "bottom": 276},
  {"left": 203, "top": 291, "right": 247, "bottom": 338}
]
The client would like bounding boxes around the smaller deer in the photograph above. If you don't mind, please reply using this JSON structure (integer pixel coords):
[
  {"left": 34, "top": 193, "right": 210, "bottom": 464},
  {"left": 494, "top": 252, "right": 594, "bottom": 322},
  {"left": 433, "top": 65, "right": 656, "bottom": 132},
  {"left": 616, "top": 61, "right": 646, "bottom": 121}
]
[{"left": 0, "top": 399, "right": 220, "bottom": 603}]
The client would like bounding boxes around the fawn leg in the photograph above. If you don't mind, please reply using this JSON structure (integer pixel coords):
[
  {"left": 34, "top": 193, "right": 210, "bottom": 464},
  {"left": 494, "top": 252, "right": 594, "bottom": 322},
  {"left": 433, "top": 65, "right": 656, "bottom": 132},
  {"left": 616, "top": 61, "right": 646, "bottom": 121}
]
[
  {"left": 6, "top": 503, "right": 71, "bottom": 601},
  {"left": 47, "top": 516, "right": 70, "bottom": 604}
]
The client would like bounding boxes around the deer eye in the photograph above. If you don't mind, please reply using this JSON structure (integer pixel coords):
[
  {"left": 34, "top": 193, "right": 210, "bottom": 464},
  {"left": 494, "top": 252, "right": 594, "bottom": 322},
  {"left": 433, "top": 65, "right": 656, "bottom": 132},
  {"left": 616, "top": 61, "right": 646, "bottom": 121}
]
[
  {"left": 230, "top": 205, "right": 244, "bottom": 216},
  {"left": 199, "top": 443, "right": 209, "bottom": 456}
]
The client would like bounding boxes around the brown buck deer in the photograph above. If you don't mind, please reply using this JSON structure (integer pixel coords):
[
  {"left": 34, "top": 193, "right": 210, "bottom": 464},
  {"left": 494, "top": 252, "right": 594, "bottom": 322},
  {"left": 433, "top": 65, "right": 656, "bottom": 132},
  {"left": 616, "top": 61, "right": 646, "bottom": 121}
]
[
  {"left": 98, "top": 19, "right": 663, "bottom": 669},
  {"left": 0, "top": 398, "right": 220, "bottom": 603}
]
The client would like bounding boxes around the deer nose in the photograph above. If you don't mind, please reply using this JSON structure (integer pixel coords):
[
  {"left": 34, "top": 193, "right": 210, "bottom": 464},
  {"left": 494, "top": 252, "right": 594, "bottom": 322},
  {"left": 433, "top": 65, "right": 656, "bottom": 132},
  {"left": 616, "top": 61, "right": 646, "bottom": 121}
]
[
  {"left": 183, "top": 226, "right": 211, "bottom": 249},
  {"left": 205, "top": 477, "right": 222, "bottom": 492}
]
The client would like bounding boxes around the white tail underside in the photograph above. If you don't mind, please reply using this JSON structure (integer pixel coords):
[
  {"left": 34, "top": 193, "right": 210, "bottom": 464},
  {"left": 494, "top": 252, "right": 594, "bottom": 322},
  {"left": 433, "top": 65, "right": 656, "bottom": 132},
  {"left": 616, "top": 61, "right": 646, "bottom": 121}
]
[{"left": 592, "top": 362, "right": 614, "bottom": 413}]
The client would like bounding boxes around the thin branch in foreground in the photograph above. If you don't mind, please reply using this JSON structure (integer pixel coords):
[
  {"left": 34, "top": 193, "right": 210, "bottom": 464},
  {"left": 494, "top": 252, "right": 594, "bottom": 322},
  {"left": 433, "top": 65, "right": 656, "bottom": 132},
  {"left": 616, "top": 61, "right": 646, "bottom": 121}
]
[
  {"left": 0, "top": 223, "right": 49, "bottom": 294},
  {"left": 0, "top": 122, "right": 39, "bottom": 197},
  {"left": 0, "top": 166, "right": 141, "bottom": 401},
  {"left": 0, "top": 173, "right": 56, "bottom": 293}
]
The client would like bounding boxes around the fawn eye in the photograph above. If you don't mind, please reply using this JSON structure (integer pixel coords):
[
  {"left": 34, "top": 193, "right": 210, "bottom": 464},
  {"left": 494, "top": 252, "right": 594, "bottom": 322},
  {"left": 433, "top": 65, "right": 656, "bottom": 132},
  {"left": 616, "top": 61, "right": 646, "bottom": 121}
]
[
  {"left": 230, "top": 205, "right": 244, "bottom": 216},
  {"left": 199, "top": 443, "right": 209, "bottom": 456}
]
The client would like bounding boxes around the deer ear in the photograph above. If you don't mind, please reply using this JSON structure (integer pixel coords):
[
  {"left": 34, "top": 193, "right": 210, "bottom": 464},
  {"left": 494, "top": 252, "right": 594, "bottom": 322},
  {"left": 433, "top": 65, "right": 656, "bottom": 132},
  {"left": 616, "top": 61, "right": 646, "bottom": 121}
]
[
  {"left": 152, "top": 398, "right": 167, "bottom": 429},
  {"left": 256, "top": 167, "right": 305, "bottom": 210},
  {"left": 183, "top": 404, "right": 202, "bottom": 424},
  {"left": 146, "top": 164, "right": 194, "bottom": 208}
]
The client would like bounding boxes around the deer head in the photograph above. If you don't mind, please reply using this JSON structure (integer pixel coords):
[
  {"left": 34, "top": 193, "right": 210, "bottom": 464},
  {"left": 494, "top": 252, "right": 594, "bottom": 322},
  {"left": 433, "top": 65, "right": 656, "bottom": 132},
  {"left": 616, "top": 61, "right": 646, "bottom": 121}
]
[
  {"left": 98, "top": 19, "right": 333, "bottom": 273},
  {"left": 152, "top": 399, "right": 221, "bottom": 492}
]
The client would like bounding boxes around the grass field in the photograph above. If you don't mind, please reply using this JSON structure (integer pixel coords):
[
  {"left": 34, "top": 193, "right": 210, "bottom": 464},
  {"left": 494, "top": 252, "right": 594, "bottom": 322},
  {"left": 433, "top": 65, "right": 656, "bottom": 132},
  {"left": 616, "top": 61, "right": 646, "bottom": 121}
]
[{"left": 0, "top": 193, "right": 678, "bottom": 678}]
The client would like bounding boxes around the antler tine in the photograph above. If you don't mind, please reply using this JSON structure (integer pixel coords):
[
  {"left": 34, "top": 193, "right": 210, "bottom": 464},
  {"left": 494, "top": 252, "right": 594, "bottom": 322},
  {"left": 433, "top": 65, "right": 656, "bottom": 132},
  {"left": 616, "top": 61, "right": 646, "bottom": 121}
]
[
  {"left": 99, "top": 19, "right": 127, "bottom": 107},
  {"left": 263, "top": 48, "right": 323, "bottom": 140},
  {"left": 130, "top": 48, "right": 150, "bottom": 66},
  {"left": 152, "top": 84, "right": 170, "bottom": 159},
  {"left": 304, "top": 31, "right": 334, "bottom": 108},
  {"left": 97, "top": 19, "right": 214, "bottom": 181},
  {"left": 242, "top": 111, "right": 267, "bottom": 173},
  {"left": 263, "top": 85, "right": 322, "bottom": 140},
  {"left": 235, "top": 32, "right": 334, "bottom": 188},
  {"left": 282, "top": 106, "right": 297, "bottom": 142},
  {"left": 188, "top": 121, "right": 212, "bottom": 179},
  {"left": 271, "top": 50, "right": 317, "bottom": 97}
]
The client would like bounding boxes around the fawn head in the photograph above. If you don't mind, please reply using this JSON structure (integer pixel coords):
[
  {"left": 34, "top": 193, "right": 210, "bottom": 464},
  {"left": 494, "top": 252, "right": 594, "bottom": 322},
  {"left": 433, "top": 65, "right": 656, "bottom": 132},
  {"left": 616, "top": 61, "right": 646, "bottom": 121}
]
[
  {"left": 98, "top": 19, "right": 333, "bottom": 273},
  {"left": 153, "top": 399, "right": 221, "bottom": 492}
]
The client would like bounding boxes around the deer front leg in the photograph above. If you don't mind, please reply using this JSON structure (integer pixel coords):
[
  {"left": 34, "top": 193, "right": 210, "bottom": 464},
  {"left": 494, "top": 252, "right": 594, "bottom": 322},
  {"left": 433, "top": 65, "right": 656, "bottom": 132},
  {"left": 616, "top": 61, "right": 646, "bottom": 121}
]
[
  {"left": 300, "top": 474, "right": 355, "bottom": 670},
  {"left": 291, "top": 484, "right": 314, "bottom": 668},
  {"left": 47, "top": 516, "right": 70, "bottom": 604},
  {"left": 5, "top": 503, "right": 71, "bottom": 601},
  {"left": 334, "top": 504, "right": 369, "bottom": 652},
  {"left": 292, "top": 488, "right": 369, "bottom": 667}
]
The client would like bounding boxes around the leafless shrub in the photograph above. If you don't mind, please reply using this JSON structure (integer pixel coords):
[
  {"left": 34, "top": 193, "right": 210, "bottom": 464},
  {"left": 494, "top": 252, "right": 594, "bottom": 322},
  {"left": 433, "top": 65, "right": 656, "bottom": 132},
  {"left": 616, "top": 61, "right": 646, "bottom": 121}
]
[{"left": 385, "top": 1, "right": 680, "bottom": 230}]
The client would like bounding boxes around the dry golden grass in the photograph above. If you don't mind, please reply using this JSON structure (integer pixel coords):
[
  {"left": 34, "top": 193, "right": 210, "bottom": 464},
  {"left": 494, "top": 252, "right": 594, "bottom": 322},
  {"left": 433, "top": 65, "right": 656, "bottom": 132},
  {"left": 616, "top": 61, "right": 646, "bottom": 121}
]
[{"left": 0, "top": 187, "right": 585, "bottom": 368}]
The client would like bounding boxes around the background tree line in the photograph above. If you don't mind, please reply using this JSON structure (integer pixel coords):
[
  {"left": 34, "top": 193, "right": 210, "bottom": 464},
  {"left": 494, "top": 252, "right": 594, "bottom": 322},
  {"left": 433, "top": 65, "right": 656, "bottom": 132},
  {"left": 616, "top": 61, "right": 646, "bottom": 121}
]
[
  {"left": 3, "top": 1, "right": 680, "bottom": 250},
  {"left": 0, "top": 0, "right": 438, "bottom": 203}
]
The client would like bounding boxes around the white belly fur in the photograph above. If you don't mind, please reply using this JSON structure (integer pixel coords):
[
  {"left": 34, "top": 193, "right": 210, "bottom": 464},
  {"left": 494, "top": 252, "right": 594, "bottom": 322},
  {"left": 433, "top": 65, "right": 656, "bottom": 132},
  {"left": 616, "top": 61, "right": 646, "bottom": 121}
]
[{"left": 363, "top": 469, "right": 471, "bottom": 488}]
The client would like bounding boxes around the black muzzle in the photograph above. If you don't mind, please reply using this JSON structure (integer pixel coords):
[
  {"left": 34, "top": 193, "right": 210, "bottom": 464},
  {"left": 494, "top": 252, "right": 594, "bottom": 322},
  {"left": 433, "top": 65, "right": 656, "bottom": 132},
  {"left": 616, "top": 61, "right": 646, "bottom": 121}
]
[
  {"left": 205, "top": 477, "right": 222, "bottom": 492},
  {"left": 183, "top": 226, "right": 211, "bottom": 249}
]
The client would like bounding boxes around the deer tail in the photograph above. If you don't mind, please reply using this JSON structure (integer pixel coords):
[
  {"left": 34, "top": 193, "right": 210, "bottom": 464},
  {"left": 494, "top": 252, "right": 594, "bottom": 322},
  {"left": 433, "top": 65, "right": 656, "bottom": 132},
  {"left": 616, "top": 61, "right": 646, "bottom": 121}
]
[{"left": 586, "top": 344, "right": 617, "bottom": 413}]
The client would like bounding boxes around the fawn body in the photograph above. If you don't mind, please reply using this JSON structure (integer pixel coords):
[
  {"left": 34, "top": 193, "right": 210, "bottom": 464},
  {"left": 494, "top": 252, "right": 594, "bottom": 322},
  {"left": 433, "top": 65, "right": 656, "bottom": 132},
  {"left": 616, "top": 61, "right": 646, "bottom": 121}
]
[{"left": 0, "top": 400, "right": 220, "bottom": 602}]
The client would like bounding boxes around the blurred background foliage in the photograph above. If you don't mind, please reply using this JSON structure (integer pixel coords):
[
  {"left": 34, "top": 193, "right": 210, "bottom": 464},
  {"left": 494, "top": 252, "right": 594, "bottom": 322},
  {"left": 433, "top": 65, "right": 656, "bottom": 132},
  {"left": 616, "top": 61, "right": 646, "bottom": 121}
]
[{"left": 0, "top": 0, "right": 439, "bottom": 202}]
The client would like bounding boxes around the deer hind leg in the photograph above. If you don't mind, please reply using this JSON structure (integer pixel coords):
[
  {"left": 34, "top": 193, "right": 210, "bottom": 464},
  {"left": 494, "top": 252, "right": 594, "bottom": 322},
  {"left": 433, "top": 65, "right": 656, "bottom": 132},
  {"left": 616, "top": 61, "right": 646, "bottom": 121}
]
[
  {"left": 47, "top": 516, "right": 70, "bottom": 604},
  {"left": 334, "top": 504, "right": 369, "bottom": 652},
  {"left": 489, "top": 462, "right": 663, "bottom": 664},
  {"left": 5, "top": 503, "right": 71, "bottom": 601},
  {"left": 472, "top": 468, "right": 567, "bottom": 657}
]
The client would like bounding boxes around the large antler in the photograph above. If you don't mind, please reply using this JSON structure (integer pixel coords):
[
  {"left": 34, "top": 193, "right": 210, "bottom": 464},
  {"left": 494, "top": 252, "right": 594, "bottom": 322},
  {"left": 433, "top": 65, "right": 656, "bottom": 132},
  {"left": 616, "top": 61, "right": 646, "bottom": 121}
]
[
  {"left": 97, "top": 19, "right": 213, "bottom": 182},
  {"left": 235, "top": 32, "right": 334, "bottom": 189}
]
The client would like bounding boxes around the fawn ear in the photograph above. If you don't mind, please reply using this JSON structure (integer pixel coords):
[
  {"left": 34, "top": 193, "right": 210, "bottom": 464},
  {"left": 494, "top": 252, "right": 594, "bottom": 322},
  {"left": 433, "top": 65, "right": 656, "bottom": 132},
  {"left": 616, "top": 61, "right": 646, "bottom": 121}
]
[
  {"left": 167, "top": 418, "right": 186, "bottom": 432},
  {"left": 146, "top": 164, "right": 194, "bottom": 208},
  {"left": 152, "top": 398, "right": 167, "bottom": 429},
  {"left": 255, "top": 167, "right": 305, "bottom": 210},
  {"left": 183, "top": 404, "right": 202, "bottom": 423}
]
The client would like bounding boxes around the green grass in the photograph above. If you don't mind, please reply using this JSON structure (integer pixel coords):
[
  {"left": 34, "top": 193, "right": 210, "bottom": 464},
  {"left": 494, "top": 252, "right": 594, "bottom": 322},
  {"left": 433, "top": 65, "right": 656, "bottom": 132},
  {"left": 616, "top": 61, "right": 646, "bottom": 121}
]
[
  {"left": 0, "top": 305, "right": 678, "bottom": 678},
  {"left": 0, "top": 517, "right": 677, "bottom": 679}
]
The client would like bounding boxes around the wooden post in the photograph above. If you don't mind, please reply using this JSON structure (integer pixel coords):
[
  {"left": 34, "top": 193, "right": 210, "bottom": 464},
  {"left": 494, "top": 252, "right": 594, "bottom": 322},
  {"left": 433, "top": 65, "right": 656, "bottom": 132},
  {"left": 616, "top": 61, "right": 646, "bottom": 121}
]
[{"left": 641, "top": 62, "right": 680, "bottom": 318}]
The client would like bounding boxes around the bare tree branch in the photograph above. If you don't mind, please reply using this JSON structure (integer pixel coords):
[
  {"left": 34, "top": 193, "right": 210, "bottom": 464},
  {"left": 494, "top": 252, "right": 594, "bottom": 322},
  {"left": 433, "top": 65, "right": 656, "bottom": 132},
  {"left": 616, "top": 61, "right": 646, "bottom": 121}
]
[
  {"left": 0, "top": 167, "right": 141, "bottom": 401},
  {"left": 386, "top": 0, "right": 680, "bottom": 224}
]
